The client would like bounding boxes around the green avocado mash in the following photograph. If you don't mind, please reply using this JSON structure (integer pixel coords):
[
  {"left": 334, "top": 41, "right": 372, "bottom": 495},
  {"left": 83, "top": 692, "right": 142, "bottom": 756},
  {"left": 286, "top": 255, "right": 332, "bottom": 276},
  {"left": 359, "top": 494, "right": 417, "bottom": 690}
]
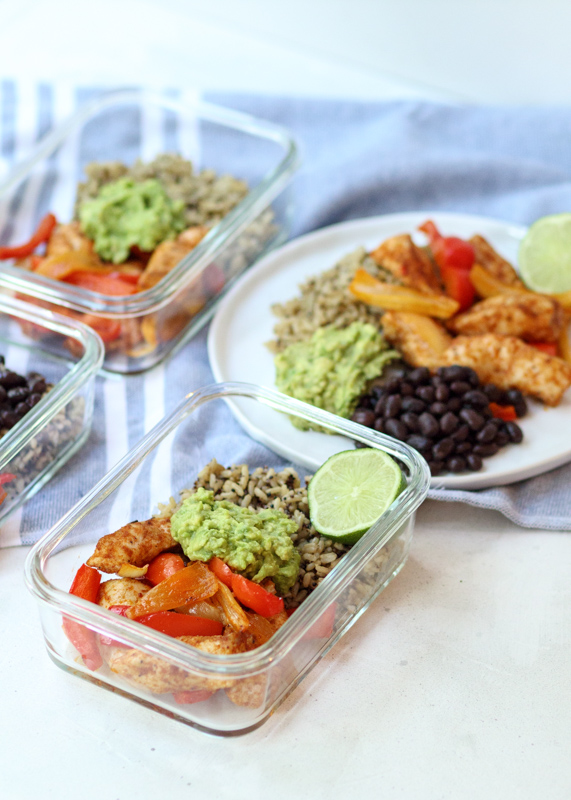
[
  {"left": 274, "top": 321, "right": 399, "bottom": 431},
  {"left": 78, "top": 177, "right": 186, "bottom": 263},
  {"left": 170, "top": 487, "right": 300, "bottom": 595}
]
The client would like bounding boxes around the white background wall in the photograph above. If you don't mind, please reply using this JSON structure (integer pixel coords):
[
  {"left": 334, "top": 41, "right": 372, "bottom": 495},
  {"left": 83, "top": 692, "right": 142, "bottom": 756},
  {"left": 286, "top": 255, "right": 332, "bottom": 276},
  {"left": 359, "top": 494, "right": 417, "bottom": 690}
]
[{"left": 1, "top": 0, "right": 570, "bottom": 102}]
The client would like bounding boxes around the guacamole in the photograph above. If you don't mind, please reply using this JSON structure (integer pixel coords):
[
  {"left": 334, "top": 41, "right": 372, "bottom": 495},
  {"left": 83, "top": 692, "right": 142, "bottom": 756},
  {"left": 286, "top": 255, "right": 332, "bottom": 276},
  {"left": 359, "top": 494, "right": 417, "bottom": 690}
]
[
  {"left": 274, "top": 321, "right": 399, "bottom": 431},
  {"left": 170, "top": 487, "right": 300, "bottom": 595},
  {"left": 78, "top": 177, "right": 186, "bottom": 263}
]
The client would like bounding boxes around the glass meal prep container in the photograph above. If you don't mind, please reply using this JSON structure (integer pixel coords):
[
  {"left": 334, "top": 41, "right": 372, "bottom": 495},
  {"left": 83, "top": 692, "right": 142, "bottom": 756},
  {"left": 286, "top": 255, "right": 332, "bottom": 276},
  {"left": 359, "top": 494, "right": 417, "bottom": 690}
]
[
  {"left": 0, "top": 293, "right": 103, "bottom": 525},
  {"left": 0, "top": 89, "right": 298, "bottom": 373},
  {"left": 25, "top": 382, "right": 430, "bottom": 736}
]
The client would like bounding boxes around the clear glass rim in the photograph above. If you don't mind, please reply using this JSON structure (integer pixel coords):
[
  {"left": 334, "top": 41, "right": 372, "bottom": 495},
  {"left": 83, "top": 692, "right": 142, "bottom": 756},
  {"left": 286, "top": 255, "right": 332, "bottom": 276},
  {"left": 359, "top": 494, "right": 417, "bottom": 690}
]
[
  {"left": 0, "top": 88, "right": 300, "bottom": 317},
  {"left": 24, "top": 381, "right": 430, "bottom": 678},
  {"left": 0, "top": 294, "right": 104, "bottom": 471}
]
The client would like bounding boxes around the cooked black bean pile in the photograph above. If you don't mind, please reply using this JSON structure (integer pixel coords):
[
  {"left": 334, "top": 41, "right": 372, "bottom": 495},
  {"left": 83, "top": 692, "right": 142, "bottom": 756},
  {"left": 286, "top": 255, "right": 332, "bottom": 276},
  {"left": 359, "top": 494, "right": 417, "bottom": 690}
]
[
  {"left": 0, "top": 357, "right": 48, "bottom": 433},
  {"left": 353, "top": 364, "right": 525, "bottom": 475}
]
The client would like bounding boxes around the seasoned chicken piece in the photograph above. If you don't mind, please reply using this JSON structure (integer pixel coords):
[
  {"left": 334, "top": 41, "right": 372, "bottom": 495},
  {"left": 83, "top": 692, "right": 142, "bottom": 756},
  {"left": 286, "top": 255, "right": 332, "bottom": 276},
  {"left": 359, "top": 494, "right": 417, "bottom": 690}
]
[
  {"left": 46, "top": 221, "right": 97, "bottom": 258},
  {"left": 225, "top": 675, "right": 267, "bottom": 708},
  {"left": 469, "top": 234, "right": 525, "bottom": 289},
  {"left": 445, "top": 334, "right": 571, "bottom": 406},
  {"left": 370, "top": 234, "right": 442, "bottom": 295},
  {"left": 137, "top": 225, "right": 208, "bottom": 291},
  {"left": 86, "top": 517, "right": 176, "bottom": 574},
  {"left": 381, "top": 311, "right": 452, "bottom": 369},
  {"left": 106, "top": 631, "right": 255, "bottom": 694},
  {"left": 448, "top": 293, "right": 565, "bottom": 343},
  {"left": 97, "top": 578, "right": 151, "bottom": 609}
]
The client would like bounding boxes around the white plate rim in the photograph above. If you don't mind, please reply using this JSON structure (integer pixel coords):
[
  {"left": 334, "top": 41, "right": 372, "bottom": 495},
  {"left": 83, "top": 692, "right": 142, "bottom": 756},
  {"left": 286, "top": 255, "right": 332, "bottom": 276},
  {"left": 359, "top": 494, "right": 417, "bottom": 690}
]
[{"left": 208, "top": 211, "right": 571, "bottom": 489}]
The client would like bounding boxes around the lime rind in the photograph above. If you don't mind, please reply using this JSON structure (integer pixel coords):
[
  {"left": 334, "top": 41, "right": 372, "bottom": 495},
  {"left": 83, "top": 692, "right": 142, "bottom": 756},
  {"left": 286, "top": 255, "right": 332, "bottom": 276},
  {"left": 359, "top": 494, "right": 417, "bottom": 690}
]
[
  {"left": 307, "top": 448, "right": 404, "bottom": 544},
  {"left": 518, "top": 213, "right": 571, "bottom": 294}
]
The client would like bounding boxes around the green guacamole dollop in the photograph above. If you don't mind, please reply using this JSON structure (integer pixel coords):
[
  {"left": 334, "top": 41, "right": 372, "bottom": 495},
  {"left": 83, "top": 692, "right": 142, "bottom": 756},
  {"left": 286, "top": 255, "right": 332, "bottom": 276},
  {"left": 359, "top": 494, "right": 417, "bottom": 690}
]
[
  {"left": 78, "top": 177, "right": 186, "bottom": 263},
  {"left": 170, "top": 488, "right": 300, "bottom": 595},
  {"left": 274, "top": 321, "right": 399, "bottom": 431}
]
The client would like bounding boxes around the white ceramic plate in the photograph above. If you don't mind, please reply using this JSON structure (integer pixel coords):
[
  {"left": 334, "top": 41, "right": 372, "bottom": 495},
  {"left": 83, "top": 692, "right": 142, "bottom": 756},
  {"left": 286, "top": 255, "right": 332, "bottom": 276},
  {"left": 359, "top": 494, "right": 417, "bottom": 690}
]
[{"left": 208, "top": 211, "right": 571, "bottom": 489}]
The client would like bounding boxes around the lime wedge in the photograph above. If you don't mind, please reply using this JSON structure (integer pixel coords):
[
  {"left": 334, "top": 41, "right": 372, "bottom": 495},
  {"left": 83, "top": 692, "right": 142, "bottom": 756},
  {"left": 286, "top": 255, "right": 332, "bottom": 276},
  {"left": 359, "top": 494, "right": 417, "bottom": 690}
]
[
  {"left": 518, "top": 213, "right": 571, "bottom": 293},
  {"left": 308, "top": 449, "right": 405, "bottom": 544}
]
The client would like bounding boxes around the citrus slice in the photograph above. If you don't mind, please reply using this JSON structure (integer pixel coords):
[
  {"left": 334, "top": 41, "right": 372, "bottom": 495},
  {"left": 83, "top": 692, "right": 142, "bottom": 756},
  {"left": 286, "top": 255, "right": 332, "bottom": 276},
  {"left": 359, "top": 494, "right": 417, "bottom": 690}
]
[
  {"left": 307, "top": 448, "right": 405, "bottom": 544},
  {"left": 518, "top": 213, "right": 571, "bottom": 293}
]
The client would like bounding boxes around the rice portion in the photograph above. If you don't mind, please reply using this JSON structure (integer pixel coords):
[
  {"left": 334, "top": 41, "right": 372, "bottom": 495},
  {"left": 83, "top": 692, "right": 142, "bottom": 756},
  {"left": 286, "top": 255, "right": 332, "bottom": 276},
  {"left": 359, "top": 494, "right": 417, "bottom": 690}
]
[
  {"left": 74, "top": 153, "right": 249, "bottom": 229},
  {"left": 267, "top": 247, "right": 394, "bottom": 353},
  {"left": 155, "top": 459, "right": 351, "bottom": 608}
]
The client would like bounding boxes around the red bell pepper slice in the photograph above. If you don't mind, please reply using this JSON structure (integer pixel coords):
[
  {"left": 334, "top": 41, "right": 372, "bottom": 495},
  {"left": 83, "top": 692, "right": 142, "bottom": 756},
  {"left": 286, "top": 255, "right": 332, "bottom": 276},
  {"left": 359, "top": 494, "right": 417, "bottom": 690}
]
[
  {"left": 439, "top": 262, "right": 476, "bottom": 312},
  {"left": 0, "top": 472, "right": 15, "bottom": 506},
  {"left": 419, "top": 219, "right": 476, "bottom": 272},
  {"left": 208, "top": 556, "right": 234, "bottom": 588},
  {"left": 81, "top": 314, "right": 122, "bottom": 344},
  {"left": 529, "top": 341, "right": 558, "bottom": 356},
  {"left": 146, "top": 553, "right": 186, "bottom": 586},
  {"left": 173, "top": 690, "right": 213, "bottom": 705},
  {"left": 0, "top": 212, "right": 57, "bottom": 259},
  {"left": 489, "top": 402, "right": 517, "bottom": 422},
  {"left": 231, "top": 574, "right": 284, "bottom": 617},
  {"left": 64, "top": 271, "right": 139, "bottom": 296},
  {"left": 136, "top": 611, "right": 223, "bottom": 637},
  {"left": 63, "top": 563, "right": 103, "bottom": 670}
]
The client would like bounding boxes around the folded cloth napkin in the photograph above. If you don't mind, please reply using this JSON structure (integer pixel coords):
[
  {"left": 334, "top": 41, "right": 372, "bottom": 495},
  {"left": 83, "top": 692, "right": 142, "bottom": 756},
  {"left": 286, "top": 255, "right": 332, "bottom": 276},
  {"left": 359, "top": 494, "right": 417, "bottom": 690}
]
[{"left": 1, "top": 80, "right": 571, "bottom": 546}]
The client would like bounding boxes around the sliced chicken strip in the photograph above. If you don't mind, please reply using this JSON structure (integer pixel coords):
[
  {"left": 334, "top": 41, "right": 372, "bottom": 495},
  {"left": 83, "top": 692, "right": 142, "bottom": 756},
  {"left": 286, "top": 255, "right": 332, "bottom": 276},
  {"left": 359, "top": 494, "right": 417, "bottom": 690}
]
[
  {"left": 86, "top": 517, "right": 176, "bottom": 574},
  {"left": 448, "top": 293, "right": 565, "bottom": 343}
]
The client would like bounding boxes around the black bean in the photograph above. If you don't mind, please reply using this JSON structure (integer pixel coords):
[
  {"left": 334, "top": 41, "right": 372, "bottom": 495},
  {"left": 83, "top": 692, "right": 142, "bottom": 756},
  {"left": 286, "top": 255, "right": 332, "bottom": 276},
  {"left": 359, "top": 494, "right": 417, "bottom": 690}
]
[
  {"left": 466, "top": 368, "right": 480, "bottom": 387},
  {"left": 418, "top": 412, "right": 440, "bottom": 438},
  {"left": 473, "top": 443, "right": 500, "bottom": 457},
  {"left": 383, "top": 377, "right": 402, "bottom": 394},
  {"left": 401, "top": 397, "right": 426, "bottom": 414},
  {"left": 466, "top": 453, "right": 483, "bottom": 471},
  {"left": 7, "top": 386, "right": 29, "bottom": 404},
  {"left": 463, "top": 390, "right": 489, "bottom": 408},
  {"left": 505, "top": 388, "right": 524, "bottom": 405},
  {"left": 483, "top": 383, "right": 503, "bottom": 403},
  {"left": 429, "top": 402, "right": 448, "bottom": 416},
  {"left": 0, "top": 410, "right": 18, "bottom": 428},
  {"left": 435, "top": 383, "right": 450, "bottom": 402},
  {"left": 513, "top": 400, "right": 528, "bottom": 418},
  {"left": 406, "top": 434, "right": 432, "bottom": 454},
  {"left": 384, "top": 418, "right": 408, "bottom": 440},
  {"left": 408, "top": 367, "right": 430, "bottom": 385},
  {"left": 428, "top": 460, "right": 445, "bottom": 475},
  {"left": 450, "top": 380, "right": 472, "bottom": 396},
  {"left": 447, "top": 456, "right": 467, "bottom": 472},
  {"left": 459, "top": 408, "right": 485, "bottom": 431},
  {"left": 505, "top": 421, "right": 523, "bottom": 443},
  {"left": 440, "top": 411, "right": 459, "bottom": 435},
  {"left": 385, "top": 395, "right": 402, "bottom": 418},
  {"left": 446, "top": 397, "right": 462, "bottom": 413},
  {"left": 0, "top": 370, "right": 26, "bottom": 389},
  {"left": 451, "top": 423, "right": 470, "bottom": 442},
  {"left": 477, "top": 422, "right": 498, "bottom": 443},
  {"left": 495, "top": 430, "right": 510, "bottom": 447},
  {"left": 374, "top": 396, "right": 387, "bottom": 416},
  {"left": 374, "top": 418, "right": 385, "bottom": 432},
  {"left": 432, "top": 437, "right": 455, "bottom": 461},
  {"left": 0, "top": 386, "right": 6, "bottom": 403},
  {"left": 455, "top": 441, "right": 473, "bottom": 455},
  {"left": 401, "top": 412, "right": 420, "bottom": 432},
  {"left": 14, "top": 402, "right": 28, "bottom": 418},
  {"left": 28, "top": 378, "right": 47, "bottom": 394},
  {"left": 400, "top": 382, "right": 415, "bottom": 396},
  {"left": 416, "top": 385, "right": 435, "bottom": 403},
  {"left": 352, "top": 409, "right": 376, "bottom": 427},
  {"left": 437, "top": 365, "right": 468, "bottom": 383}
]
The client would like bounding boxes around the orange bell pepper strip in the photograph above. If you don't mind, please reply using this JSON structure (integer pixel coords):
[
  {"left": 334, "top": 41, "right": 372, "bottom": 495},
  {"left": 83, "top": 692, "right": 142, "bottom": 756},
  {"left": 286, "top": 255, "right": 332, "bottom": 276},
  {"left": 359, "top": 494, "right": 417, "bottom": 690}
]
[
  {"left": 64, "top": 271, "right": 139, "bottom": 296},
  {"left": 349, "top": 268, "right": 460, "bottom": 318},
  {"left": 208, "top": 556, "right": 234, "bottom": 587},
  {"left": 34, "top": 250, "right": 103, "bottom": 281},
  {"left": 63, "top": 563, "right": 103, "bottom": 671},
  {"left": 0, "top": 213, "right": 57, "bottom": 259},
  {"left": 126, "top": 561, "right": 218, "bottom": 619}
]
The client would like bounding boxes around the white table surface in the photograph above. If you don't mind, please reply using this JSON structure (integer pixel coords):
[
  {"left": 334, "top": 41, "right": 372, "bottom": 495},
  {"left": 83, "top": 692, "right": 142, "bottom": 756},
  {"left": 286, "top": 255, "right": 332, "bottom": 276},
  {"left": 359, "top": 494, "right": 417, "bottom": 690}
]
[{"left": 0, "top": 3, "right": 570, "bottom": 799}]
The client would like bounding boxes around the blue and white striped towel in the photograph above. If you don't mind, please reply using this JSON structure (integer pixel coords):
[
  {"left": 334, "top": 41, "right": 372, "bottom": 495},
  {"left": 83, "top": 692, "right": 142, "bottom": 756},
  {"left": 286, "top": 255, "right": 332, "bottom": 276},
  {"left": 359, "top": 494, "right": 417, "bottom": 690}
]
[{"left": 2, "top": 80, "right": 571, "bottom": 544}]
